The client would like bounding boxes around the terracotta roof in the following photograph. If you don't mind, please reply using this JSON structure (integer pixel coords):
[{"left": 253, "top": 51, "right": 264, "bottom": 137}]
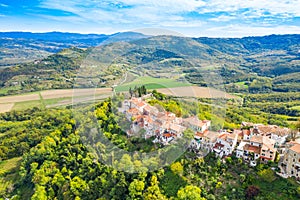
[
  {"left": 250, "top": 135, "right": 275, "bottom": 149},
  {"left": 214, "top": 143, "right": 224, "bottom": 148},
  {"left": 164, "top": 133, "right": 176, "bottom": 138},
  {"left": 218, "top": 133, "right": 228, "bottom": 139},
  {"left": 137, "top": 102, "right": 146, "bottom": 107},
  {"left": 170, "top": 123, "right": 186, "bottom": 133},
  {"left": 260, "top": 156, "right": 273, "bottom": 160},
  {"left": 290, "top": 143, "right": 300, "bottom": 154},
  {"left": 195, "top": 132, "right": 204, "bottom": 137},
  {"left": 250, "top": 124, "right": 290, "bottom": 137},
  {"left": 227, "top": 133, "right": 237, "bottom": 140},
  {"left": 244, "top": 144, "right": 261, "bottom": 154},
  {"left": 242, "top": 129, "right": 251, "bottom": 136},
  {"left": 194, "top": 130, "right": 218, "bottom": 142},
  {"left": 250, "top": 135, "right": 263, "bottom": 144},
  {"left": 163, "top": 133, "right": 173, "bottom": 138},
  {"left": 127, "top": 108, "right": 140, "bottom": 115}
]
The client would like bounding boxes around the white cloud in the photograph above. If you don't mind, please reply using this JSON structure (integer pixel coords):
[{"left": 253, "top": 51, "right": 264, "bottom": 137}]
[
  {"left": 200, "top": 0, "right": 300, "bottom": 17},
  {"left": 210, "top": 15, "right": 236, "bottom": 22},
  {"left": 33, "top": 0, "right": 300, "bottom": 36},
  {"left": 0, "top": 3, "right": 8, "bottom": 7}
]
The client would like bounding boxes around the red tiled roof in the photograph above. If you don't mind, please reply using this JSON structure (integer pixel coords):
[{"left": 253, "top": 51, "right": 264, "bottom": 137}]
[
  {"left": 242, "top": 129, "right": 251, "bottom": 136},
  {"left": 290, "top": 143, "right": 300, "bottom": 154},
  {"left": 260, "top": 156, "right": 272, "bottom": 160},
  {"left": 244, "top": 144, "right": 261, "bottom": 154},
  {"left": 214, "top": 143, "right": 224, "bottom": 148}
]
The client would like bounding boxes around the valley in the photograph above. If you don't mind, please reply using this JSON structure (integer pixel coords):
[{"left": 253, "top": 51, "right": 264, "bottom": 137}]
[{"left": 0, "top": 32, "right": 299, "bottom": 200}]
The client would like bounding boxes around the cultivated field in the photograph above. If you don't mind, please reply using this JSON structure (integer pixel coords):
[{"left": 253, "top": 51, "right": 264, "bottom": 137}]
[
  {"left": 115, "top": 76, "right": 191, "bottom": 92},
  {"left": 157, "top": 86, "right": 237, "bottom": 99},
  {"left": 0, "top": 88, "right": 113, "bottom": 113}
]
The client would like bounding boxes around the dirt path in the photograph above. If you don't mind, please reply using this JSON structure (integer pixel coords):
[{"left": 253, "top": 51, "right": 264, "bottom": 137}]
[
  {"left": 41, "top": 88, "right": 112, "bottom": 99},
  {"left": 0, "top": 93, "right": 40, "bottom": 103}
]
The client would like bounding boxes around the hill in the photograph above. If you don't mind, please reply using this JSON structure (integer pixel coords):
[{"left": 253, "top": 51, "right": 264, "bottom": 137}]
[
  {"left": 0, "top": 33, "right": 299, "bottom": 95},
  {"left": 0, "top": 31, "right": 148, "bottom": 67}
]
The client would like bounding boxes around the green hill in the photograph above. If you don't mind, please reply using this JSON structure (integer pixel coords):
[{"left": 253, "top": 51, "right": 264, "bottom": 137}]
[{"left": 0, "top": 34, "right": 299, "bottom": 95}]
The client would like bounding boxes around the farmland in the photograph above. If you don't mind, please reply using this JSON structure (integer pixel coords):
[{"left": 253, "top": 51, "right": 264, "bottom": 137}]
[
  {"left": 115, "top": 76, "right": 191, "bottom": 92},
  {"left": 0, "top": 88, "right": 113, "bottom": 113},
  {"left": 157, "top": 86, "right": 237, "bottom": 99}
]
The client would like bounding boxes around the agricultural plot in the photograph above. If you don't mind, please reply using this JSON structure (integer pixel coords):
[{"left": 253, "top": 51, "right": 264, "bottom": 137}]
[
  {"left": 115, "top": 76, "right": 191, "bottom": 92},
  {"left": 0, "top": 88, "right": 113, "bottom": 113},
  {"left": 157, "top": 86, "right": 237, "bottom": 99}
]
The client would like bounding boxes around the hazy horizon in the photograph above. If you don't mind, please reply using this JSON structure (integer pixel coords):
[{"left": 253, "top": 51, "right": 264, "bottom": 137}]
[{"left": 0, "top": 0, "right": 299, "bottom": 37}]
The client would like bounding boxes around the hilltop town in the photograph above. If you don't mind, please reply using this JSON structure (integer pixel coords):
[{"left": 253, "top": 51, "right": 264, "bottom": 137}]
[{"left": 120, "top": 94, "right": 300, "bottom": 180}]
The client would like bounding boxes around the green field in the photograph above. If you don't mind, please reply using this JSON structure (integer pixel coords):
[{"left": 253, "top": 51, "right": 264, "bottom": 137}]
[
  {"left": 12, "top": 100, "right": 43, "bottom": 110},
  {"left": 291, "top": 105, "right": 300, "bottom": 111},
  {"left": 234, "top": 81, "right": 249, "bottom": 89},
  {"left": 0, "top": 86, "right": 22, "bottom": 96},
  {"left": 115, "top": 76, "right": 192, "bottom": 92},
  {"left": 0, "top": 157, "right": 22, "bottom": 197}
]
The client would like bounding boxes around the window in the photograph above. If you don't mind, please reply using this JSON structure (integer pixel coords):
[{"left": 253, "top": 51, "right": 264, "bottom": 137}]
[{"left": 262, "top": 153, "right": 265, "bottom": 156}]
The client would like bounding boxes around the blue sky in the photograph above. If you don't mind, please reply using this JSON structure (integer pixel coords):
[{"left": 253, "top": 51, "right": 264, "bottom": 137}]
[{"left": 0, "top": 0, "right": 299, "bottom": 37}]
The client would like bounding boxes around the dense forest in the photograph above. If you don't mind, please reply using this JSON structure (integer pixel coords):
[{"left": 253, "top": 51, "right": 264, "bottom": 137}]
[{"left": 1, "top": 92, "right": 300, "bottom": 199}]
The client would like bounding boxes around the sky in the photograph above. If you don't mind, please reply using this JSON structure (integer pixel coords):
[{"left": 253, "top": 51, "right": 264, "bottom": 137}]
[{"left": 0, "top": 0, "right": 300, "bottom": 37}]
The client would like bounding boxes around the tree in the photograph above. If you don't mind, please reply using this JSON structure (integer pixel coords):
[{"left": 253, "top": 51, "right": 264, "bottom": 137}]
[
  {"left": 31, "top": 185, "right": 48, "bottom": 200},
  {"left": 177, "top": 185, "right": 206, "bottom": 200},
  {"left": 245, "top": 185, "right": 260, "bottom": 200},
  {"left": 128, "top": 179, "right": 145, "bottom": 200},
  {"left": 143, "top": 175, "right": 167, "bottom": 200},
  {"left": 183, "top": 128, "right": 194, "bottom": 140},
  {"left": 129, "top": 87, "right": 133, "bottom": 98},
  {"left": 170, "top": 162, "right": 184, "bottom": 175},
  {"left": 257, "top": 168, "right": 276, "bottom": 182}
]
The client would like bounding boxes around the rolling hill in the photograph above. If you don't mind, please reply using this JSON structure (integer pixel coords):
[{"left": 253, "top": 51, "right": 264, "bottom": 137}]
[{"left": 0, "top": 33, "right": 299, "bottom": 95}]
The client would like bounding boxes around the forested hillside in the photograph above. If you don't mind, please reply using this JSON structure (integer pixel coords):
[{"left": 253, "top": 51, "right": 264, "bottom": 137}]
[{"left": 1, "top": 98, "right": 299, "bottom": 200}]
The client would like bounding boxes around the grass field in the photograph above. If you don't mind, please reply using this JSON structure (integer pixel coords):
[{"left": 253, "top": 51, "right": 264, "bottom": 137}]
[
  {"left": 0, "top": 86, "right": 22, "bottom": 96},
  {"left": 12, "top": 100, "right": 43, "bottom": 111},
  {"left": 234, "top": 81, "right": 249, "bottom": 89},
  {"left": 115, "top": 76, "right": 192, "bottom": 92}
]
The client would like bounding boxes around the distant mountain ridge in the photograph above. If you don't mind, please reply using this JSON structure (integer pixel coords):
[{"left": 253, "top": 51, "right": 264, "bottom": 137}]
[{"left": 0, "top": 31, "right": 148, "bottom": 67}]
